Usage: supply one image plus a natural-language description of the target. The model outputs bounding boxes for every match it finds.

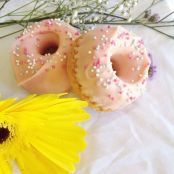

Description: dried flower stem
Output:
[0,0,173,40]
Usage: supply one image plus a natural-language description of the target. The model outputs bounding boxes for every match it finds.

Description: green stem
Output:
[0,0,10,11]
[0,29,23,39]
[158,11,174,22]
[0,0,36,19]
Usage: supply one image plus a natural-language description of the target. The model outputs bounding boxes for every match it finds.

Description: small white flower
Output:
[118,4,124,12]
[97,0,103,3]
[128,17,132,22]
[72,10,78,19]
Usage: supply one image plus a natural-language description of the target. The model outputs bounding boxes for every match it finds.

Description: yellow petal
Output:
[0,94,90,174]
[0,98,16,111]
[0,156,12,174]
[32,138,76,172]
[17,147,69,174]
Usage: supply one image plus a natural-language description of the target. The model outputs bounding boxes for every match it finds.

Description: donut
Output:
[12,19,80,94]
[68,26,151,111]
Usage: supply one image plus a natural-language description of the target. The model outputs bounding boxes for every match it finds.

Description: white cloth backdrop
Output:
[0,0,174,174]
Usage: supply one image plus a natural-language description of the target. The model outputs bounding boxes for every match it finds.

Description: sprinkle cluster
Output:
[80,26,149,102]
[13,19,77,77]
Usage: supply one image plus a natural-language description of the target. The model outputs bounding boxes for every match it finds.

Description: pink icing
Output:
[74,26,150,111]
[12,19,79,94]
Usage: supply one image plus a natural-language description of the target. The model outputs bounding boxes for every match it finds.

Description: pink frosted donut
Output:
[11,19,80,94]
[68,26,151,111]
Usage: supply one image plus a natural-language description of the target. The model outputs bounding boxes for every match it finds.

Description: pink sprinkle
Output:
[107,94,114,101]
[138,39,144,45]
[19,60,23,65]
[142,79,146,84]
[128,54,133,60]
[140,51,144,55]
[123,84,127,87]
[129,96,133,100]
[44,20,53,27]
[118,32,129,39]
[104,54,107,57]
[100,28,104,32]
[93,58,101,67]
[24,48,29,55]
[113,79,117,83]
[111,40,116,46]
[118,91,122,94]
[93,46,96,50]
[84,64,88,70]
[75,32,80,36]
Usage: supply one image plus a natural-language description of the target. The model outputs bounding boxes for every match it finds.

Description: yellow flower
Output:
[0,94,89,174]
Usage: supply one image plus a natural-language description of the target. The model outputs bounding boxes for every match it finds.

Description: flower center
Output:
[0,127,10,144]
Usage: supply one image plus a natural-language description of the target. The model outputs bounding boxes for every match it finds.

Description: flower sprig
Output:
[0,0,173,39]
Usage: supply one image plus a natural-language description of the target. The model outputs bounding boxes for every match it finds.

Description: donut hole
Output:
[37,32,59,56]
[111,49,148,84]
[39,42,58,55]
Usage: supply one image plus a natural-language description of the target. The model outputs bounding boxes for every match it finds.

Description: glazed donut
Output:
[12,19,80,94]
[68,26,150,111]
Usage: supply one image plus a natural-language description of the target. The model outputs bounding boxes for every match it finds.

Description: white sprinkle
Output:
[103,83,107,87]
[88,50,92,54]
[107,79,111,83]
[100,78,103,82]
[96,69,100,73]
[137,67,140,71]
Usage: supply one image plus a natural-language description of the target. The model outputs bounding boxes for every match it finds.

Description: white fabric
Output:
[0,0,174,174]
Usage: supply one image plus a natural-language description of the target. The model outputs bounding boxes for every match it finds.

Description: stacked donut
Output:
[12,19,150,111]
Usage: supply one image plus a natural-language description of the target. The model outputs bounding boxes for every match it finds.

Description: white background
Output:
[0,0,174,174]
